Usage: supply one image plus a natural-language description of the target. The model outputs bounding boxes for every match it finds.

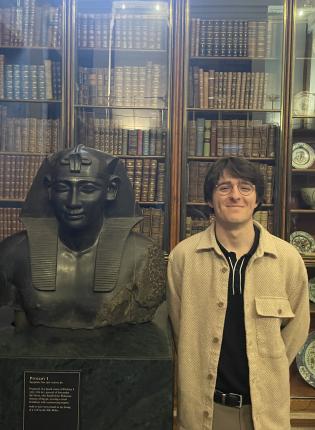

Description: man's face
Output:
[209,170,258,228]
[50,175,107,231]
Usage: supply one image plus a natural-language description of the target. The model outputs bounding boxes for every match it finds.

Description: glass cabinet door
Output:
[286,1,315,419]
[74,0,171,251]
[182,0,284,239]
[287,0,315,264]
[0,0,64,241]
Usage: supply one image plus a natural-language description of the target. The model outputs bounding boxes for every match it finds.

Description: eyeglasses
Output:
[215,181,255,196]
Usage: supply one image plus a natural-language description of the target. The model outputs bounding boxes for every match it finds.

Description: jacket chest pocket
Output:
[255,297,295,358]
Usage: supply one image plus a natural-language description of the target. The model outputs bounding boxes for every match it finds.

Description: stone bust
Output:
[0,145,165,329]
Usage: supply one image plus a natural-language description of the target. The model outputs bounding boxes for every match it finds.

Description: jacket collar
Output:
[195,220,279,259]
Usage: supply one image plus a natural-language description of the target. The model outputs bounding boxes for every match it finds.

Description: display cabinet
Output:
[286,0,315,424]
[181,0,284,239]
[0,0,172,251]
[73,0,171,251]
[0,0,64,241]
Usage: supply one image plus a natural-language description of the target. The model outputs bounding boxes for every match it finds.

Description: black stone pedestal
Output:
[0,305,173,430]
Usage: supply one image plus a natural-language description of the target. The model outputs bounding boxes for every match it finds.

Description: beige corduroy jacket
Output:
[167,221,309,430]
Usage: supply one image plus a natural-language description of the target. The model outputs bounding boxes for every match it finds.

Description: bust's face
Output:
[50,175,107,231]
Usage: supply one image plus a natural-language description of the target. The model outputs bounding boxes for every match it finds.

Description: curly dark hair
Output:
[204,157,265,207]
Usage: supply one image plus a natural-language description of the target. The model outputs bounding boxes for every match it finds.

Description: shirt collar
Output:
[216,225,260,259]
[195,220,279,259]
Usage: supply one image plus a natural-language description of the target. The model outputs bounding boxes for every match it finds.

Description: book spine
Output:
[133,159,143,201]
[203,120,211,157]
[156,161,165,202]
[196,118,205,156]
[141,158,150,202]
[148,158,158,202]
[188,161,198,202]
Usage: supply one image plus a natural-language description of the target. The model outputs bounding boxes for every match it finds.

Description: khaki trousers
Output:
[213,402,254,430]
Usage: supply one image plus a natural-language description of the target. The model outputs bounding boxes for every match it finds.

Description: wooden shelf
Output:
[78,48,167,53]
[187,108,280,112]
[187,201,273,208]
[292,169,315,174]
[0,99,62,104]
[137,201,165,205]
[117,155,165,159]
[0,199,24,203]
[75,104,167,110]
[303,257,315,267]
[290,363,315,425]
[188,156,275,162]
[290,209,315,214]
[0,152,47,156]
[190,56,279,61]
[0,45,61,51]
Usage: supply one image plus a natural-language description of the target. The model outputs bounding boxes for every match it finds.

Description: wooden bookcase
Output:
[0,0,173,252]
[71,0,172,251]
[180,0,284,239]
[169,0,315,425]
[284,0,315,425]
[0,0,64,242]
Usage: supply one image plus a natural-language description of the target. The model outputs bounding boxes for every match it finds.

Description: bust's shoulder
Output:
[126,231,164,259]
[0,231,28,254]
[0,231,29,275]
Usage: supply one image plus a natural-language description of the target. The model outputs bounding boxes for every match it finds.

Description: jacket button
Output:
[203,410,209,418]
[218,301,224,308]
[221,268,228,273]
[207,373,213,380]
[213,337,219,343]
[278,308,282,315]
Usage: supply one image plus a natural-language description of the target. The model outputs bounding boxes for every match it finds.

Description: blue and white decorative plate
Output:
[309,277,315,303]
[292,142,315,169]
[290,231,315,254]
[296,331,315,388]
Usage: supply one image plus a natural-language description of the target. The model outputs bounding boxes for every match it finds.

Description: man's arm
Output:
[167,252,182,347]
[281,256,310,365]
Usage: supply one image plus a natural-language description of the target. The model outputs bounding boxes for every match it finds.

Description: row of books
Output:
[133,207,164,247]
[0,206,165,246]
[78,63,167,108]
[0,56,61,101]
[190,67,278,110]
[190,18,281,58]
[187,119,278,158]
[0,107,60,153]
[0,153,165,203]
[185,214,214,237]
[0,208,273,244]
[120,158,165,203]
[0,154,44,200]
[187,161,274,204]
[77,13,166,50]
[79,120,167,156]
[187,161,212,203]
[253,210,274,233]
[0,3,61,48]
[0,207,23,242]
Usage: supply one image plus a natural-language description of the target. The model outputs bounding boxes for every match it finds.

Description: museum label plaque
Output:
[23,371,80,430]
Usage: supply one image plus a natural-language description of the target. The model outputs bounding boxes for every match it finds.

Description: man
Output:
[167,157,309,430]
[0,145,165,329]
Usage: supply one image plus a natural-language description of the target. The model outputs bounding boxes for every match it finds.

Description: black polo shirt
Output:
[215,226,260,399]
